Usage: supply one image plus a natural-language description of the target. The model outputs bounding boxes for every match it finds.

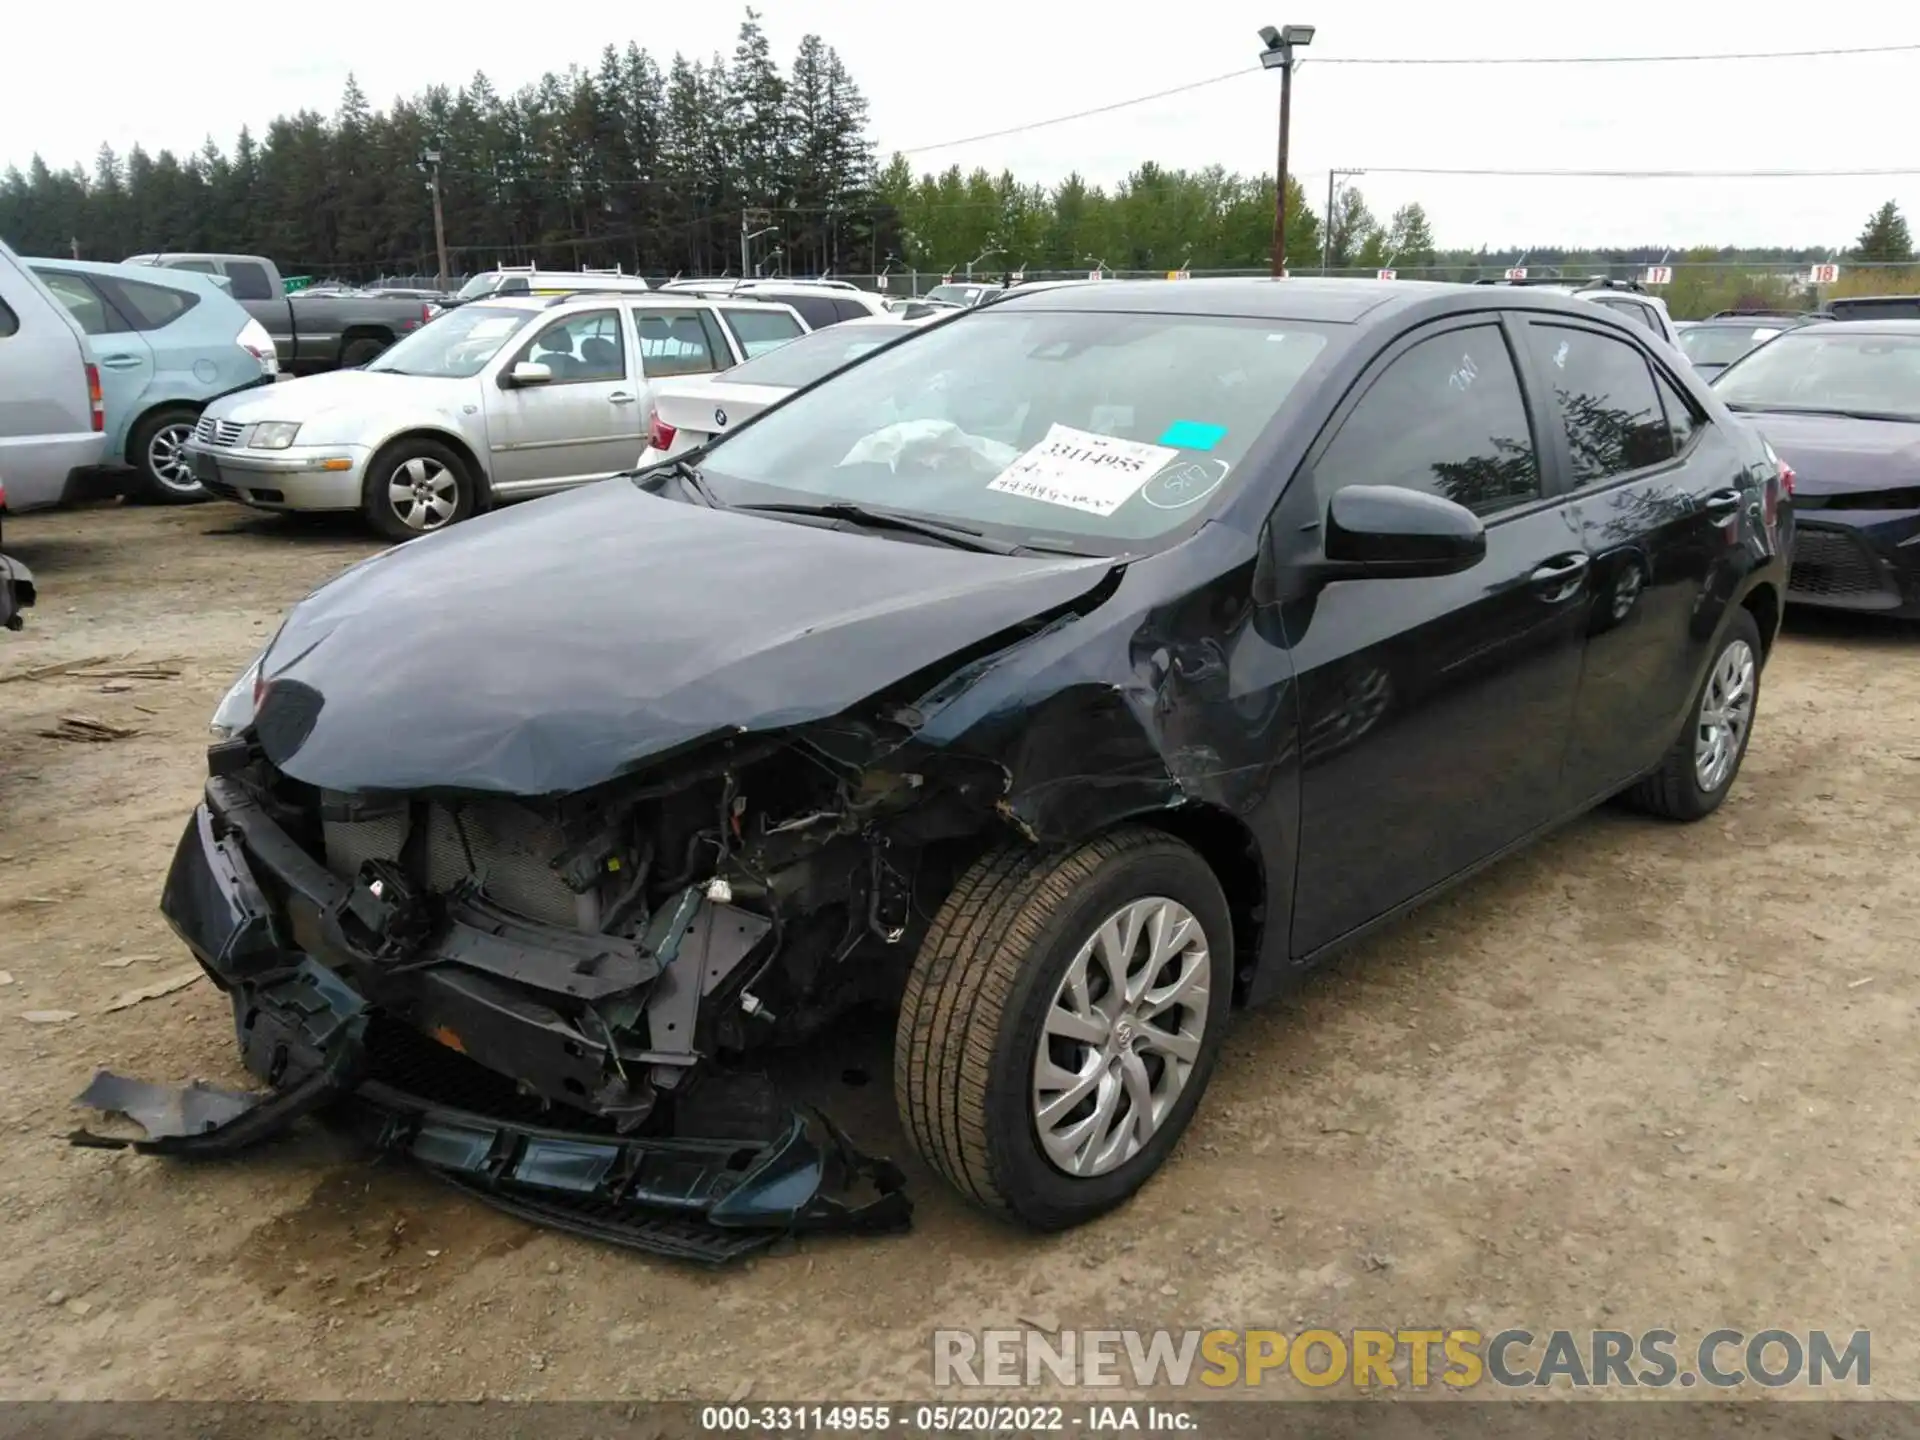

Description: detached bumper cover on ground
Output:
[70,781,911,1264]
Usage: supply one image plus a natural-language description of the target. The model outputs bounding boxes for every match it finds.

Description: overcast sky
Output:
[5,0,1915,249]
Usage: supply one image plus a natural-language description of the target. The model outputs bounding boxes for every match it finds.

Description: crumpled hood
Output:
[206,368,473,434]
[1743,410,1920,495]
[254,479,1114,796]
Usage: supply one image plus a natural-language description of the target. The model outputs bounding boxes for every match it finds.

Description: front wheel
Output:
[361,439,474,541]
[126,405,208,504]
[1624,608,1763,820]
[895,827,1233,1230]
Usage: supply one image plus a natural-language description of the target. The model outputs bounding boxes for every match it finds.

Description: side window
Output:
[164,258,219,275]
[37,272,123,335]
[1653,367,1699,453]
[1524,323,1674,486]
[224,261,275,301]
[514,309,625,383]
[832,298,871,323]
[721,306,805,358]
[97,276,199,331]
[1316,324,1541,518]
[498,276,531,296]
[786,294,843,330]
[0,296,16,338]
[633,308,722,377]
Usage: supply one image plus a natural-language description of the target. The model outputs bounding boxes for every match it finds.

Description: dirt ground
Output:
[0,498,1915,1403]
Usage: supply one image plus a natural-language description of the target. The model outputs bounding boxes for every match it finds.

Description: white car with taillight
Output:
[638,315,931,464]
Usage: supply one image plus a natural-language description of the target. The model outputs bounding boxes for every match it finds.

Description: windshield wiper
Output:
[735,500,1022,554]
[643,457,727,509]
[1727,403,1917,422]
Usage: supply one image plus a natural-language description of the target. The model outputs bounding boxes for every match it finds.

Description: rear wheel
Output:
[895,826,1233,1230]
[1624,608,1762,820]
[361,439,473,541]
[339,335,388,368]
[126,405,208,505]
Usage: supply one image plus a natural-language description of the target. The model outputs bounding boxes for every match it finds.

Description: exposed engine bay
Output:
[75,704,1017,1260]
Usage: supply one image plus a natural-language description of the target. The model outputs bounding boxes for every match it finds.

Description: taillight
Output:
[85,363,104,432]
[648,411,676,452]
[0,480,8,512]
[1779,460,1795,496]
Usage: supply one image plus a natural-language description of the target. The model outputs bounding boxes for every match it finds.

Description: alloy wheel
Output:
[1031,896,1213,1178]
[387,457,459,531]
[1694,638,1755,793]
[147,423,202,495]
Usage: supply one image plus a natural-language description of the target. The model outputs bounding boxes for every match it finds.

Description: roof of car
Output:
[476,292,800,314]
[984,276,1603,324]
[1781,317,1920,336]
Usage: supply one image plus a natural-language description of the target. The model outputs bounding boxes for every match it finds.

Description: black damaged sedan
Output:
[105,279,1790,1257]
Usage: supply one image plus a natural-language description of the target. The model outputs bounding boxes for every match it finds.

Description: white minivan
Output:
[0,239,109,511]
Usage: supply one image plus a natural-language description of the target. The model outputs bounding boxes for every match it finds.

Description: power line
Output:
[1350,164,1920,179]
[895,41,1920,156]
[1314,41,1920,65]
[898,69,1251,157]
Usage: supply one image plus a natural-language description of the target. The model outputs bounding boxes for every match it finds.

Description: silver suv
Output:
[0,238,109,512]
[183,291,809,539]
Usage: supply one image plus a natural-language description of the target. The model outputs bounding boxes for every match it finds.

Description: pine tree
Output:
[1385,202,1435,268]
[1853,201,1913,264]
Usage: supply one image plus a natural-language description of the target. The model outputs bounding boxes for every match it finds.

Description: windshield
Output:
[455,273,505,301]
[926,284,993,306]
[722,322,918,390]
[1714,331,1920,421]
[1680,324,1785,366]
[695,309,1334,549]
[364,304,530,378]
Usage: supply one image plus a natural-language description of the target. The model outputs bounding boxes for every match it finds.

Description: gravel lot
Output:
[1,498,1915,1402]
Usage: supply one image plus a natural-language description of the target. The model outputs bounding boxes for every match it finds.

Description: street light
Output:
[1259,23,1315,278]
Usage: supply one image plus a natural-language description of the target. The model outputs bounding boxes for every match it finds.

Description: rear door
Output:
[483,306,640,494]
[1516,316,1750,797]
[37,269,153,459]
[1284,313,1594,956]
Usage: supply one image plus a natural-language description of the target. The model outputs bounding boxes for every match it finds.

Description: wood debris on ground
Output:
[2,653,183,684]
[37,715,141,743]
[102,970,203,1013]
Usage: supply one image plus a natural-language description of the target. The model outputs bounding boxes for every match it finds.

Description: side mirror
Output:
[503,361,553,389]
[1322,484,1486,579]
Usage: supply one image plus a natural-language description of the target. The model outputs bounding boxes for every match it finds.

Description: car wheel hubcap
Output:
[1694,638,1755,793]
[1031,896,1212,1178]
[149,424,200,492]
[388,458,458,531]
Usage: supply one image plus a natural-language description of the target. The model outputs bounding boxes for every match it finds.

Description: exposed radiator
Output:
[321,799,594,930]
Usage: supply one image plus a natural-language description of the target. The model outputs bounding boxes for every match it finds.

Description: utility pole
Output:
[1259,24,1315,279]
[1322,168,1364,274]
[418,140,449,290]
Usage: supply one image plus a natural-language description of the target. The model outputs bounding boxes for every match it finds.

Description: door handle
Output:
[609,392,636,404]
[1530,552,1590,601]
[1703,488,1743,519]
[98,354,144,369]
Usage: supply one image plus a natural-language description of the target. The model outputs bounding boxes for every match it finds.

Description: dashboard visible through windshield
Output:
[692,309,1333,550]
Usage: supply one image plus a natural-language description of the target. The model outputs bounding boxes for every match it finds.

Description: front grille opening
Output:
[363,1014,627,1136]
[1789,528,1897,600]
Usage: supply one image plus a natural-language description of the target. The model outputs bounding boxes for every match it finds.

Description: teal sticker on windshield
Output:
[1158,420,1227,451]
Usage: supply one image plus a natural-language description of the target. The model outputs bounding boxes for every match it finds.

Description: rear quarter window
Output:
[97,276,201,330]
[0,296,17,338]
[224,261,275,301]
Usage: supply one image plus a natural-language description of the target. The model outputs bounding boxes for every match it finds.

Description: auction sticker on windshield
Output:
[986,424,1179,517]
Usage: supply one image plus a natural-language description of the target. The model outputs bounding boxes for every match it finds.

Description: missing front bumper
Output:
[72,787,912,1263]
